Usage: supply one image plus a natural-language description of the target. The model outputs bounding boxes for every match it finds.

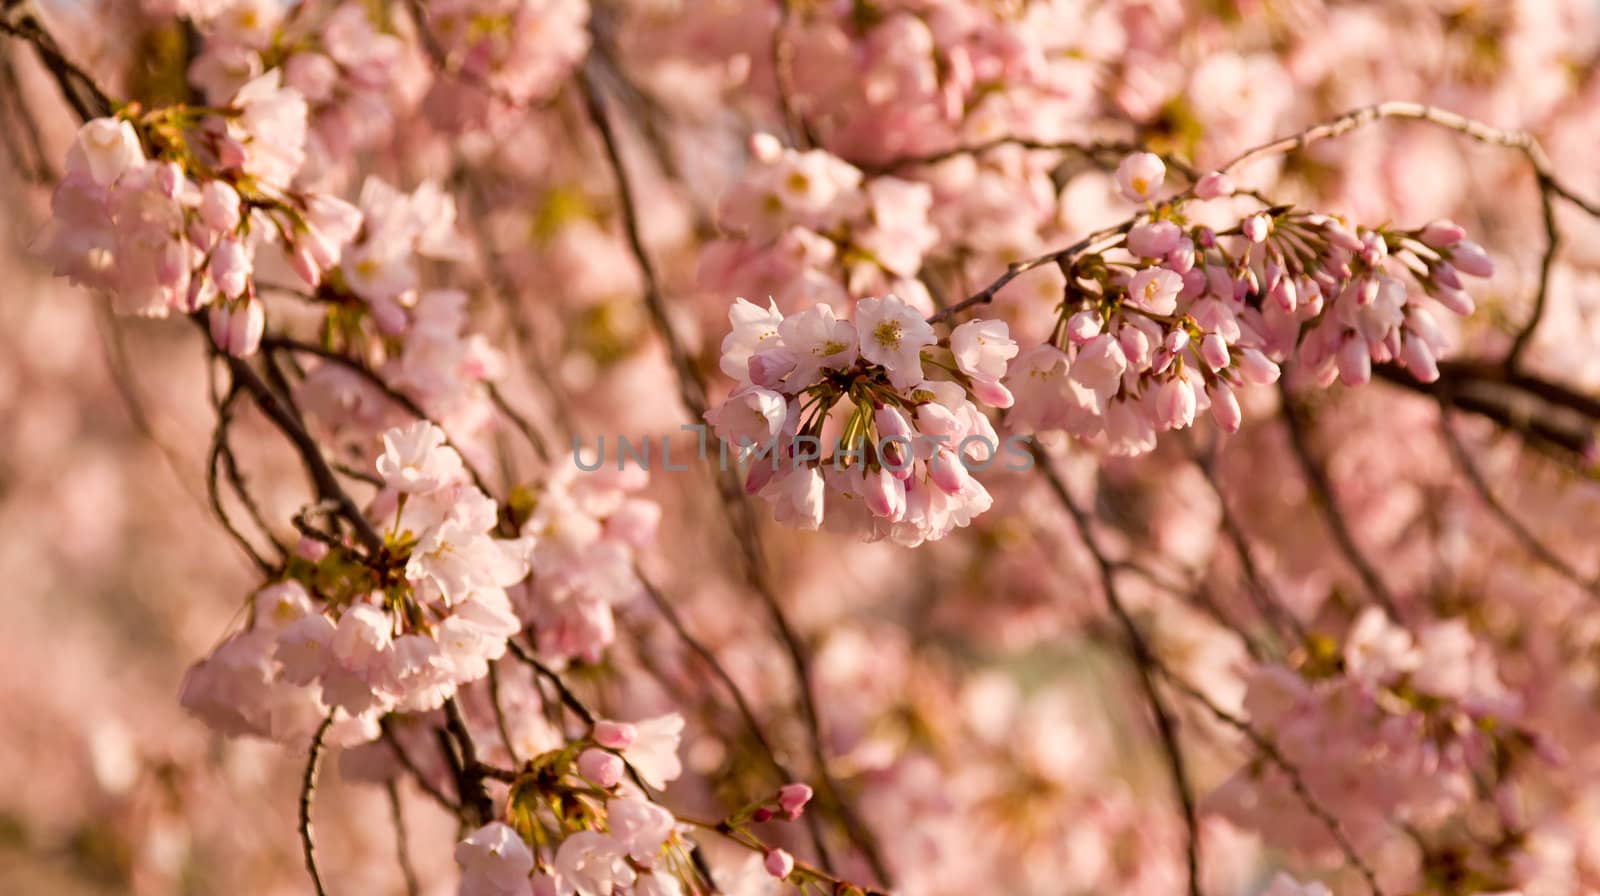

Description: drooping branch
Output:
[1278,383,1404,622]
[300,714,335,896]
[1030,446,1202,896]
[579,61,888,884]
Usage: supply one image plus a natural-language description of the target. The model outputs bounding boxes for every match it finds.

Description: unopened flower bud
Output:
[297,536,329,562]
[1337,335,1372,386]
[1419,219,1466,249]
[1199,333,1230,371]
[751,807,774,823]
[764,848,795,879]
[1208,380,1242,433]
[778,783,814,818]
[577,748,624,788]
[1237,348,1280,385]
[1449,240,1494,278]
[210,299,264,358]
[592,720,637,750]
[1242,214,1271,243]
[1066,310,1102,344]
[1194,171,1235,200]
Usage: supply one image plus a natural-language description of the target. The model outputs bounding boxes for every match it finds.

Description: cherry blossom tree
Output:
[2,1,1600,895]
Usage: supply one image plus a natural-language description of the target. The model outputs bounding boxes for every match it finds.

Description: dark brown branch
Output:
[1193,451,1309,647]
[1156,668,1385,896]
[506,639,595,726]
[385,781,421,896]
[443,696,496,826]
[1031,446,1202,896]
[262,335,496,499]
[381,722,460,815]
[1437,408,1597,597]
[300,714,334,896]
[0,11,113,122]
[580,64,880,882]
[1278,384,1404,622]
[1506,181,1560,371]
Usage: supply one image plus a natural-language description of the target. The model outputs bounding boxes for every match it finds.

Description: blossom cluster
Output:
[1211,608,1531,861]
[33,74,361,353]
[709,293,1018,544]
[701,134,940,312]
[513,464,659,664]
[421,0,591,131]
[180,421,530,743]
[1003,154,1493,455]
[186,2,421,184]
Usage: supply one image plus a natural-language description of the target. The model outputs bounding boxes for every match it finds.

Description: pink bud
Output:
[1156,376,1197,430]
[1199,333,1230,371]
[210,300,264,358]
[200,181,242,233]
[1357,277,1379,307]
[592,720,637,750]
[1118,323,1153,370]
[210,238,252,298]
[1271,273,1298,312]
[778,783,813,818]
[1162,329,1189,354]
[1242,214,1270,243]
[1167,239,1196,275]
[863,466,906,521]
[1127,220,1181,258]
[289,244,322,288]
[1449,240,1494,278]
[751,807,774,823]
[1336,335,1372,386]
[577,748,624,788]
[296,535,329,562]
[1237,348,1280,385]
[747,350,795,389]
[1431,286,1476,316]
[1194,171,1235,200]
[970,377,1013,408]
[1431,262,1462,291]
[1066,310,1102,344]
[1323,223,1365,254]
[927,451,970,495]
[1399,334,1439,383]
[1208,380,1241,433]
[764,848,795,879]
[1419,219,1466,249]
[154,161,184,198]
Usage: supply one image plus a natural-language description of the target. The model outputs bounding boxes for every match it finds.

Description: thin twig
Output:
[1157,668,1386,896]
[580,65,878,882]
[386,780,421,896]
[1437,407,1596,596]
[1506,181,1559,371]
[1278,384,1404,622]
[300,714,334,896]
[1031,446,1201,896]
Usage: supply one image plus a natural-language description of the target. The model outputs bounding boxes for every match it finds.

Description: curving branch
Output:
[579,62,887,884]
[300,714,334,896]
[1278,383,1404,622]
[1031,446,1202,896]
